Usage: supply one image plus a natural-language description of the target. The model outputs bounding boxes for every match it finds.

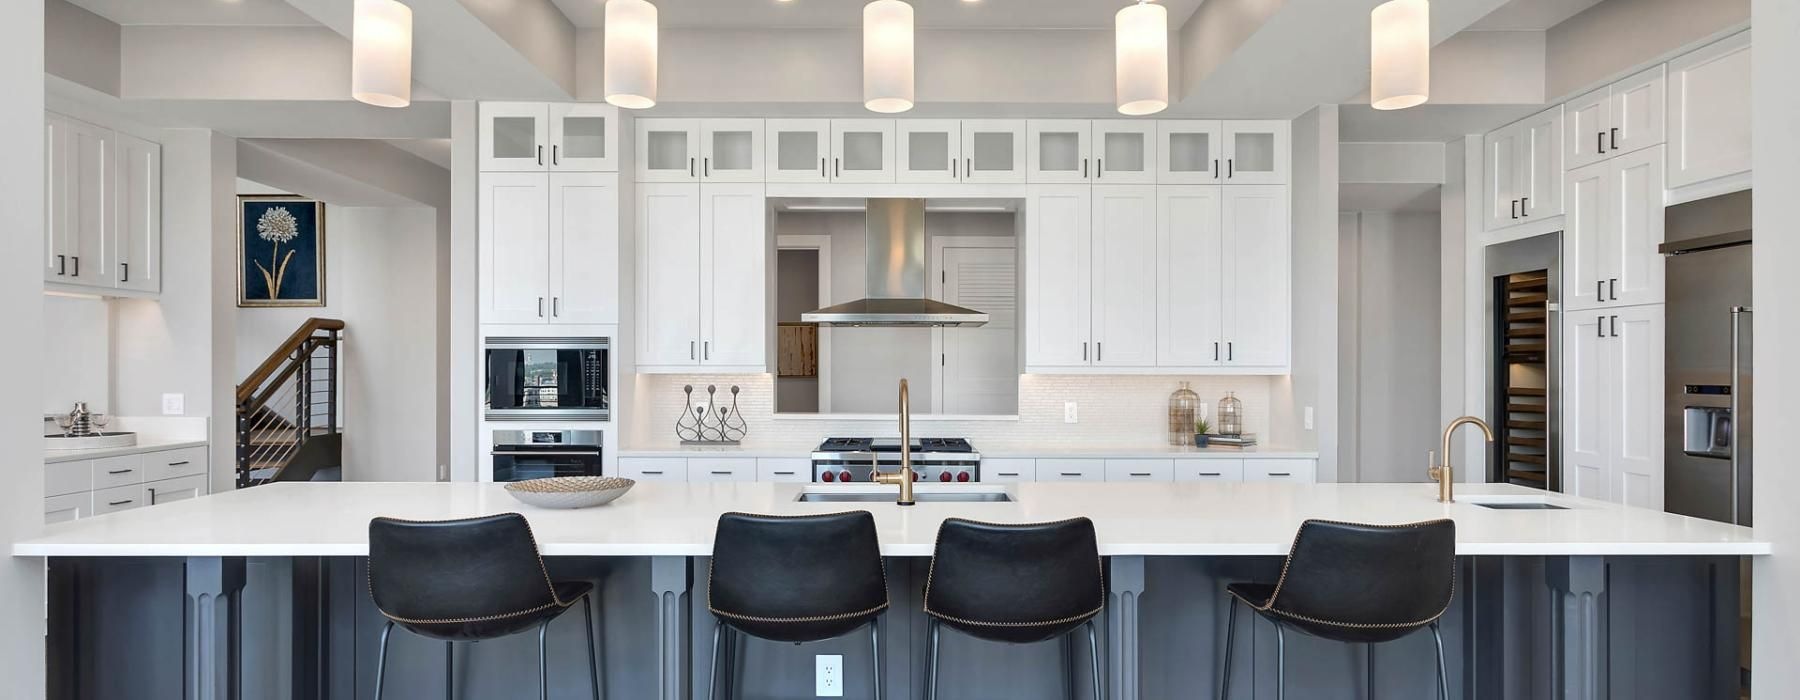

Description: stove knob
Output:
[957,472,971,483]
[821,471,836,482]
[912,471,923,482]
[840,471,854,483]
[939,472,952,482]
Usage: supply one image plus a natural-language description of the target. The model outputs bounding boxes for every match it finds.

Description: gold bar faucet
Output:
[873,379,916,506]
[1429,416,1495,503]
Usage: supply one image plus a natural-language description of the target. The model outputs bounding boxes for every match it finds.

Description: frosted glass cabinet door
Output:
[960,119,1026,183]
[701,119,764,182]
[479,102,549,172]
[830,120,896,183]
[896,119,961,184]
[636,118,701,183]
[1156,121,1222,184]
[1027,120,1093,184]
[1221,121,1289,185]
[1092,120,1156,184]
[764,119,831,183]
[549,103,618,172]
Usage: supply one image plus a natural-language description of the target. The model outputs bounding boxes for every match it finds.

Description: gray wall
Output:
[1342,212,1443,483]
[1547,0,1749,97]
[1276,105,1340,480]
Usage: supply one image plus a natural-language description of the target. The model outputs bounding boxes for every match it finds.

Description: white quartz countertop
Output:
[618,443,1319,460]
[44,437,209,464]
[11,482,1767,558]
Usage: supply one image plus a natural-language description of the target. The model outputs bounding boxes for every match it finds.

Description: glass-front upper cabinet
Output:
[701,119,764,183]
[1222,120,1290,184]
[1027,120,1093,184]
[549,103,617,172]
[636,118,702,182]
[765,119,831,183]
[830,120,896,184]
[960,119,1026,183]
[897,120,961,184]
[1092,120,1157,184]
[480,102,551,172]
[1156,121,1222,184]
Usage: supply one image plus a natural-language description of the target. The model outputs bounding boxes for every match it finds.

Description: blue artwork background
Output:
[240,199,322,303]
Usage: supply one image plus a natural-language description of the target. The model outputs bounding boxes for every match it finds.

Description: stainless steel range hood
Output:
[801,198,989,327]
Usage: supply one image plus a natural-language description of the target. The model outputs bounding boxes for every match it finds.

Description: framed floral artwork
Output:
[238,195,326,307]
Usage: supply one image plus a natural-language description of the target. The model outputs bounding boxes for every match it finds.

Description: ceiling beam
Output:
[281,0,575,100]
[239,138,450,209]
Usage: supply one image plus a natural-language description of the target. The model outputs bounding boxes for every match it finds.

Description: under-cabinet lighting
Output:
[1370,0,1430,110]
[606,0,659,109]
[351,0,412,108]
[864,0,915,114]
[1114,0,1168,116]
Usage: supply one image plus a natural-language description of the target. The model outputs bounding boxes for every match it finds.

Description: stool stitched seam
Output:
[706,511,890,627]
[1240,518,1456,630]
[368,513,573,627]
[922,517,1105,631]
[710,602,890,625]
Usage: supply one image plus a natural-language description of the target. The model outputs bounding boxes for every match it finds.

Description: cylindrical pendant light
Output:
[351,0,412,108]
[1115,0,1168,116]
[1370,0,1430,110]
[606,0,659,109]
[863,0,915,114]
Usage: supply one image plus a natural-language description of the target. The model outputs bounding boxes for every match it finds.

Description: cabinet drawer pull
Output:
[537,145,543,166]
[1128,472,1152,477]
[1198,472,1223,477]
[107,469,133,475]
[1597,315,1607,338]
[997,472,1020,477]
[1597,132,1606,154]
[1059,472,1082,477]
[1214,159,1220,179]
[166,461,190,467]
[1228,159,1234,178]
[1228,342,1234,361]
[538,297,545,317]
[1267,472,1292,477]
[553,145,559,165]
[1520,196,1529,214]
[1511,199,1519,220]
[1611,315,1619,338]
[772,471,797,476]
[710,470,732,475]
[820,157,826,178]
[1214,342,1220,361]
[72,256,80,277]
[121,262,129,282]
[57,255,67,276]
[640,470,664,475]
[704,157,710,177]
[1610,127,1619,151]
[835,158,841,178]
[1097,158,1103,178]
[1609,278,1617,301]
[107,499,134,506]
[1082,158,1088,179]
[552,297,559,317]
[1596,280,1604,303]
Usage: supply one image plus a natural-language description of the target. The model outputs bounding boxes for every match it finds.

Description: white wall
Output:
[1274,105,1339,479]
[45,0,118,95]
[1341,212,1442,482]
[1751,1,1800,696]
[1546,0,1749,98]
[44,295,110,415]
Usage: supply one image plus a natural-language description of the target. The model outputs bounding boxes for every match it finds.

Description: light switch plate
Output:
[161,393,185,416]
[815,654,844,697]
[1304,406,1315,430]
[1064,402,1078,424]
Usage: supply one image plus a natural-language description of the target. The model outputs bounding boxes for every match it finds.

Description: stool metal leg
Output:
[538,619,552,700]
[870,618,883,700]
[374,620,394,700]
[1273,620,1286,700]
[1430,621,1449,700]
[582,594,602,700]
[926,618,942,700]
[1062,632,1076,700]
[708,622,724,700]
[1085,620,1103,700]
[445,640,454,700]
[1218,596,1237,700]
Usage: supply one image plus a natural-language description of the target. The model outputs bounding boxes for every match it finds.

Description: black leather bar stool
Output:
[923,517,1105,700]
[707,511,889,700]
[367,513,600,700]
[1218,519,1456,700]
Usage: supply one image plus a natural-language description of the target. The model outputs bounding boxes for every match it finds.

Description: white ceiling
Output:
[1341,183,1441,214]
[1339,104,1541,142]
[1467,0,1606,31]
[66,0,319,26]
[551,0,1207,30]
[384,139,454,169]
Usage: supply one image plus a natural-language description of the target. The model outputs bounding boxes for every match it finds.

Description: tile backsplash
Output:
[628,374,1273,449]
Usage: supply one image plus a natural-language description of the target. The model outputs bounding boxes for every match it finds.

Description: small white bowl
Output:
[504,477,636,509]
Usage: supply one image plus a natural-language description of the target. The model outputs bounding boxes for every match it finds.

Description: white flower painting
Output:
[239,196,326,307]
[255,206,300,299]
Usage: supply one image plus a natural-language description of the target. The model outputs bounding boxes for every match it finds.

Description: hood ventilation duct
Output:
[800,198,990,327]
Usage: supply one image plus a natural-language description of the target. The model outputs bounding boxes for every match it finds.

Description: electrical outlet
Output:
[815,654,844,697]
[1063,401,1078,424]
[161,393,185,416]
[1304,406,1315,431]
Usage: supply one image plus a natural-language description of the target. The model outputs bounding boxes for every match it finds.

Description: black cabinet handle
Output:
[835,158,841,177]
[1609,278,1618,301]
[1213,342,1220,361]
[1521,196,1529,215]
[537,145,543,165]
[1228,159,1235,178]
[819,157,826,178]
[704,157,710,177]
[641,470,664,476]
[704,341,710,360]
[1214,159,1220,179]
[537,297,544,317]
[1610,127,1619,151]
[689,157,695,177]
[1129,472,1152,477]
[107,469,132,475]
[1083,342,1088,361]
[1267,472,1292,478]
[1097,158,1104,178]
[1597,315,1606,338]
[710,470,732,476]
[1199,472,1222,477]
[107,500,133,507]
[690,341,696,360]
[57,255,66,276]
[1611,315,1620,338]
[167,461,190,467]
[965,157,971,178]
[1511,199,1519,219]
[552,297,560,317]
[1596,280,1604,302]
[1097,342,1102,362]
[1596,132,1605,154]
[553,145,559,165]
[1059,472,1082,478]
[1228,342,1234,361]
[121,262,129,282]
[1082,158,1088,179]
[71,256,79,277]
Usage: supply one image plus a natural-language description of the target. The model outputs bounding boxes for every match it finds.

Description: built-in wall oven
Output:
[484,337,610,421]
[491,430,604,482]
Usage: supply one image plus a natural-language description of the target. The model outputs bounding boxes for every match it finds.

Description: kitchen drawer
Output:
[143,446,207,482]
[1037,459,1104,482]
[146,474,208,505]
[757,458,811,483]
[983,458,1036,483]
[91,454,146,490]
[1105,459,1175,482]
[620,457,688,482]
[1176,459,1245,482]
[45,460,93,497]
[93,483,148,515]
[689,457,756,482]
[44,492,93,524]
[1245,459,1316,483]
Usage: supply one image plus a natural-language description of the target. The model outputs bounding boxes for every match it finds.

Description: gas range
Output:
[810,437,981,483]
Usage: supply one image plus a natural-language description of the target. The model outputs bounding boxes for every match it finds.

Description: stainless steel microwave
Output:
[484,337,610,421]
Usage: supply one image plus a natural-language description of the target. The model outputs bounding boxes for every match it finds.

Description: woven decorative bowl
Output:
[503,476,636,509]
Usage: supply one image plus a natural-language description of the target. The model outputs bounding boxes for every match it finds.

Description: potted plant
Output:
[1194,418,1212,448]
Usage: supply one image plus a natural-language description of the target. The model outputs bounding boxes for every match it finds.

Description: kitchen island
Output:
[17,481,1765,699]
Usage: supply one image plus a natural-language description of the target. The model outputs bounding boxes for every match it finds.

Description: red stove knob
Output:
[939,472,952,482]
[840,471,854,483]
[912,471,923,481]
[957,472,971,483]
[821,471,836,482]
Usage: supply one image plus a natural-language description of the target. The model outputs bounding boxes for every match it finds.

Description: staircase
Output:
[236,318,345,488]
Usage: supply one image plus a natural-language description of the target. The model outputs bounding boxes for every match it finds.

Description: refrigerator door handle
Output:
[1730,306,1751,525]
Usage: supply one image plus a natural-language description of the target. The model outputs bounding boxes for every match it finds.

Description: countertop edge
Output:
[44,439,210,464]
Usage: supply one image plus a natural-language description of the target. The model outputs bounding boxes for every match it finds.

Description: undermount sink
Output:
[1462,495,1569,510]
[796,487,1013,503]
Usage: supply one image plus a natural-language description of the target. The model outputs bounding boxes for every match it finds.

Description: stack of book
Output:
[1208,433,1259,448]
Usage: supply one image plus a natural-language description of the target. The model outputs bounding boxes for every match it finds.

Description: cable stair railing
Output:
[236,318,344,488]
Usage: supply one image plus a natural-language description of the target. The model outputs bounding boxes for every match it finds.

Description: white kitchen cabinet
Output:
[830,120,897,184]
[1221,121,1289,185]
[1220,186,1291,369]
[756,458,811,483]
[44,113,110,288]
[1666,30,1751,191]
[92,454,143,491]
[635,183,704,367]
[1564,147,1664,311]
[1093,121,1157,184]
[479,173,620,325]
[1175,459,1245,482]
[1483,106,1563,231]
[481,102,618,173]
[638,118,764,183]
[46,461,92,498]
[688,457,756,482]
[142,446,207,483]
[549,103,619,172]
[1037,459,1105,482]
[146,474,208,506]
[1482,125,1523,231]
[43,445,211,524]
[1090,186,1159,366]
[636,183,767,372]
[1104,459,1174,482]
[636,118,702,182]
[701,119,766,182]
[1562,306,1664,508]
[1157,186,1225,367]
[983,458,1036,483]
[44,492,93,524]
[1025,186,1094,367]
[619,457,689,482]
[113,133,161,293]
[1565,67,1666,170]
[1027,120,1094,184]
[765,119,832,183]
[93,482,146,515]
[959,120,1027,183]
[897,119,962,184]
[1244,459,1316,483]
[1156,121,1223,184]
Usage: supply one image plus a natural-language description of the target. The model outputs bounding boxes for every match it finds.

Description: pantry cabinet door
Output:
[1608,65,1667,157]
[1564,87,1611,171]
[113,133,162,293]
[479,173,552,324]
[1666,31,1751,189]
[1562,312,1611,501]
[1220,186,1290,369]
[1607,146,1665,308]
[1562,160,1610,311]
[1610,305,1664,510]
[1157,186,1224,368]
[700,184,768,369]
[636,183,703,368]
[1025,186,1093,368]
[1090,186,1158,366]
[548,173,620,324]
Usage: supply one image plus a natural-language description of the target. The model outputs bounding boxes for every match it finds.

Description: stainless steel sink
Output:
[1471,502,1568,510]
[796,491,1012,503]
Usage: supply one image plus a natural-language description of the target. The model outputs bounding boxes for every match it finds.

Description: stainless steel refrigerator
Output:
[1662,191,1753,526]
